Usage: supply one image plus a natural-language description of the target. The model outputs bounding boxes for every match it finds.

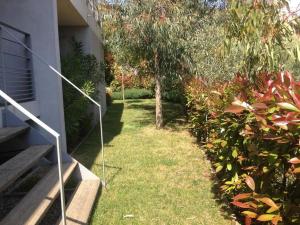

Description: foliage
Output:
[104,0,193,71]
[102,0,300,222]
[224,72,300,224]
[232,177,282,225]
[62,39,104,148]
[190,11,241,83]
[102,0,214,127]
[285,36,300,77]
[103,1,243,108]
[106,87,113,106]
[185,74,247,141]
[225,0,300,81]
[104,46,115,86]
[186,71,300,224]
[109,64,155,92]
[112,88,154,100]
[162,85,185,103]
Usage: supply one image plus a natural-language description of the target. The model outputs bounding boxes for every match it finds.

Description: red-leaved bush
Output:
[185,71,300,224]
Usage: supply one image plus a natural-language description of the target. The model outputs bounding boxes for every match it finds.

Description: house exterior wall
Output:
[0,0,67,152]
[68,0,102,40]
[0,0,106,152]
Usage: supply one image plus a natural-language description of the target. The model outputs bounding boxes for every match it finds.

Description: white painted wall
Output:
[0,0,106,153]
[0,0,67,152]
[69,0,102,39]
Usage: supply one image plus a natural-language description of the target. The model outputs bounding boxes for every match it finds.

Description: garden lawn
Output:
[73,99,232,225]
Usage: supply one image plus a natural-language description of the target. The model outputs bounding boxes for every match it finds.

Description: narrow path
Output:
[73,99,231,225]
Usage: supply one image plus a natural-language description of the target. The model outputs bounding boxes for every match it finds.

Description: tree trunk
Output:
[155,73,163,129]
[154,51,163,129]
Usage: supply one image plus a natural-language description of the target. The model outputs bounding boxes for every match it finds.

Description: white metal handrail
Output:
[2,23,105,182]
[2,24,106,225]
[0,89,67,225]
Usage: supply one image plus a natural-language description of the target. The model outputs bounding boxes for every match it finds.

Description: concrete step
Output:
[0,145,52,192]
[57,180,100,225]
[0,162,78,225]
[0,126,28,144]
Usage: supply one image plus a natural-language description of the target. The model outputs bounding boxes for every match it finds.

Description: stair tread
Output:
[0,145,53,192]
[0,126,28,144]
[57,180,100,225]
[0,162,78,225]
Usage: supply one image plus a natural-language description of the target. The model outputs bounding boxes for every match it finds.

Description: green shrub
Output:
[222,72,300,225]
[186,72,300,225]
[225,0,298,80]
[112,88,154,100]
[162,89,185,103]
[106,88,113,106]
[162,77,186,104]
[62,39,104,149]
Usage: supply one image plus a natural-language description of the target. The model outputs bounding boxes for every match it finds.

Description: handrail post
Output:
[56,135,67,225]
[99,105,105,187]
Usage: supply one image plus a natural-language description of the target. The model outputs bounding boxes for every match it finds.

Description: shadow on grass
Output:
[73,103,124,171]
[76,103,125,220]
[123,99,145,103]
[103,103,125,145]
[210,174,236,222]
[195,143,236,222]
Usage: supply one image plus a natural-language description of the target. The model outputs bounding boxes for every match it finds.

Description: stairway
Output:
[0,126,100,225]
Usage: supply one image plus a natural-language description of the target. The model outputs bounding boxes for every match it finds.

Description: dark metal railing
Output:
[0,23,35,105]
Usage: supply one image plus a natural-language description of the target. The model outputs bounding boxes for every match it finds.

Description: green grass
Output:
[73,99,232,225]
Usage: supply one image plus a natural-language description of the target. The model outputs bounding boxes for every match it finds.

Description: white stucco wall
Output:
[0,0,67,152]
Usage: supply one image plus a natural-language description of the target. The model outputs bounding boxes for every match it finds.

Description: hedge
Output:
[112,88,154,100]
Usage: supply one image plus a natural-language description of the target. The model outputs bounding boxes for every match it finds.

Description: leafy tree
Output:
[225,0,300,81]
[189,11,241,83]
[104,0,196,128]
[101,0,247,127]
